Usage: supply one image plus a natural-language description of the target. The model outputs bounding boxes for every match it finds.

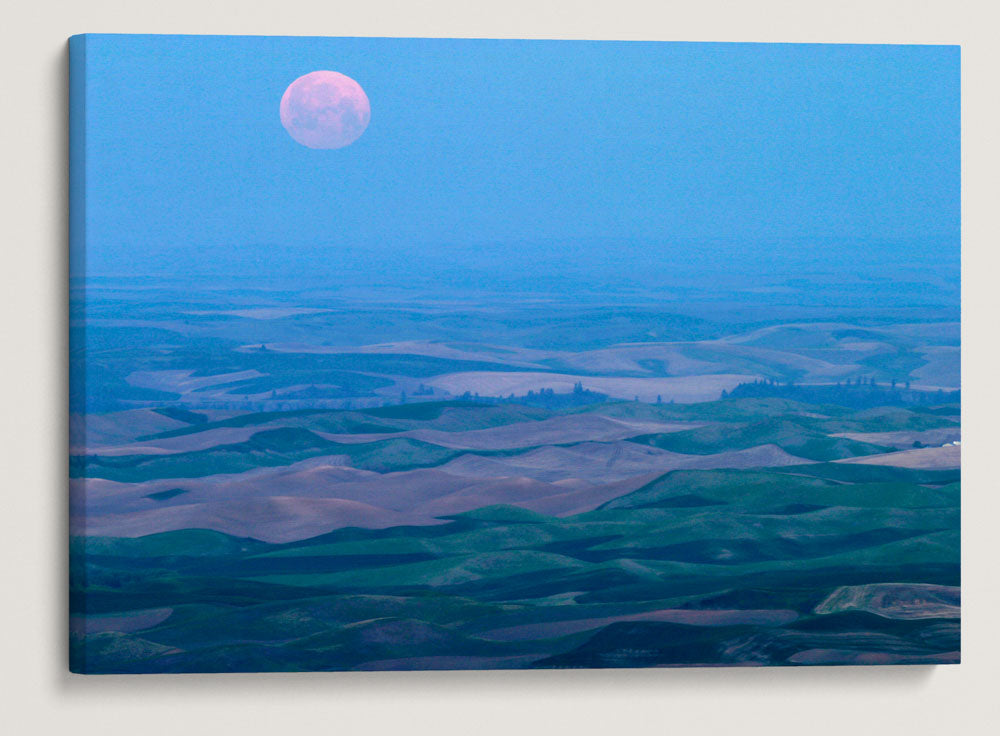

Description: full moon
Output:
[280,71,371,149]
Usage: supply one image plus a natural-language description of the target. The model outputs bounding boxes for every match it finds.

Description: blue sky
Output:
[74,35,959,280]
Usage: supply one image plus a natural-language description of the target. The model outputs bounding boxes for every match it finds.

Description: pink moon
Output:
[279,71,371,149]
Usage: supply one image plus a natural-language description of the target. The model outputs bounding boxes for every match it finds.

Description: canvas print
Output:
[69,35,960,673]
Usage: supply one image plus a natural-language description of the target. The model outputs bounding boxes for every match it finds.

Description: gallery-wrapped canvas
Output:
[69,34,960,673]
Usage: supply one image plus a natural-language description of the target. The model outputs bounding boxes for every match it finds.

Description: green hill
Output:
[629,417,892,461]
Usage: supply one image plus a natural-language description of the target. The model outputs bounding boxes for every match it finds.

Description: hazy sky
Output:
[74,35,959,279]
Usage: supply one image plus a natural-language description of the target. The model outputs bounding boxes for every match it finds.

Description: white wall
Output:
[1,1,997,734]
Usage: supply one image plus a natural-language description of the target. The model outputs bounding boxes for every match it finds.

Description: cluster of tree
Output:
[146,397,382,412]
[456,384,609,410]
[726,377,959,409]
[139,382,610,414]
